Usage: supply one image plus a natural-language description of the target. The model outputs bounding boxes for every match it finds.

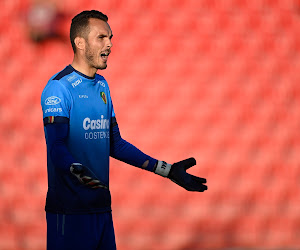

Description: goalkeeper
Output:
[41,10,207,250]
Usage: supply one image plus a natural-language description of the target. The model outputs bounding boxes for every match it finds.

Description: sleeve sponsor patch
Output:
[45,96,61,105]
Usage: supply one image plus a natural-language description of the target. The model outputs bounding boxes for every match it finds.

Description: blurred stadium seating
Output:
[1,0,300,249]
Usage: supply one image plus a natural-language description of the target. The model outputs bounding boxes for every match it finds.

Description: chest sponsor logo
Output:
[83,116,110,140]
[83,116,109,130]
[45,96,61,105]
[100,92,107,104]
[72,78,82,88]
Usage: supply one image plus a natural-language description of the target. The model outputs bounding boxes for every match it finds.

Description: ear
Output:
[74,37,85,51]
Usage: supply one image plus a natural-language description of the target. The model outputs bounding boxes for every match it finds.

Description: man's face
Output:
[84,18,113,70]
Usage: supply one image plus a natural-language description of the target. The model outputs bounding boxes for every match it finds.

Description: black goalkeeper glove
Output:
[154,158,207,192]
[70,163,108,189]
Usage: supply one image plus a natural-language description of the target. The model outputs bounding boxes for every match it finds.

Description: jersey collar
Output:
[68,65,95,80]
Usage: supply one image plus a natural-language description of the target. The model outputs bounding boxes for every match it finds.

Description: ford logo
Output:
[45,96,61,105]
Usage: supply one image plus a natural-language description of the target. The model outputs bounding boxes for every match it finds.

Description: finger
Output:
[189,182,207,192]
[191,176,208,191]
[191,175,206,183]
[92,184,108,189]
[176,157,196,170]
[186,182,207,192]
[86,179,100,186]
[198,184,208,192]
[81,175,92,184]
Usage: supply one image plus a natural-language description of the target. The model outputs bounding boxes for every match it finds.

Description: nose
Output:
[107,38,113,49]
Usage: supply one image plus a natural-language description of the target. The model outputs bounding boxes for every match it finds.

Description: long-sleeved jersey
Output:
[41,65,115,213]
[41,65,157,214]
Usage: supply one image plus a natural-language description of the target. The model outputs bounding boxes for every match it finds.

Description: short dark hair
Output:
[70,10,108,53]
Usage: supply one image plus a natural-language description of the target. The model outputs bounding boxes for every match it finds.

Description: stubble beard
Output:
[85,43,107,70]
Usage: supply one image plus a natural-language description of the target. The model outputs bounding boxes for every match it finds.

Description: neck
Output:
[71,54,97,78]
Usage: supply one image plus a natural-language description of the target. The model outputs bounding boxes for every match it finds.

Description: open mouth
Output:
[100,51,110,62]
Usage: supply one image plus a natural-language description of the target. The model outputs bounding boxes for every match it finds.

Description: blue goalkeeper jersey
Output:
[41,65,115,214]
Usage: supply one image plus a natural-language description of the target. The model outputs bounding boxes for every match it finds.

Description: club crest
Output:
[100,92,107,104]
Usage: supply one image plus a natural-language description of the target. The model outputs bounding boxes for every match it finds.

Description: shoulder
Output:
[41,69,75,104]
[95,74,109,87]
[52,65,75,81]
[43,66,76,94]
[47,65,78,89]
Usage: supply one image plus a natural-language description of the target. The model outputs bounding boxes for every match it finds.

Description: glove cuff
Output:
[154,160,172,177]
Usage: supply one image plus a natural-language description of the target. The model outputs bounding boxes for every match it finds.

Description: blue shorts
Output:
[46,212,116,250]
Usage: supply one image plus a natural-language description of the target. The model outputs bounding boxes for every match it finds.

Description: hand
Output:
[70,163,108,189]
[168,158,207,192]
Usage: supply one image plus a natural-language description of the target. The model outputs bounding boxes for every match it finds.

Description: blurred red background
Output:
[1,0,300,249]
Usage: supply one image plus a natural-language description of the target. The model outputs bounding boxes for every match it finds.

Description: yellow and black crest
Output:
[100,92,107,104]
